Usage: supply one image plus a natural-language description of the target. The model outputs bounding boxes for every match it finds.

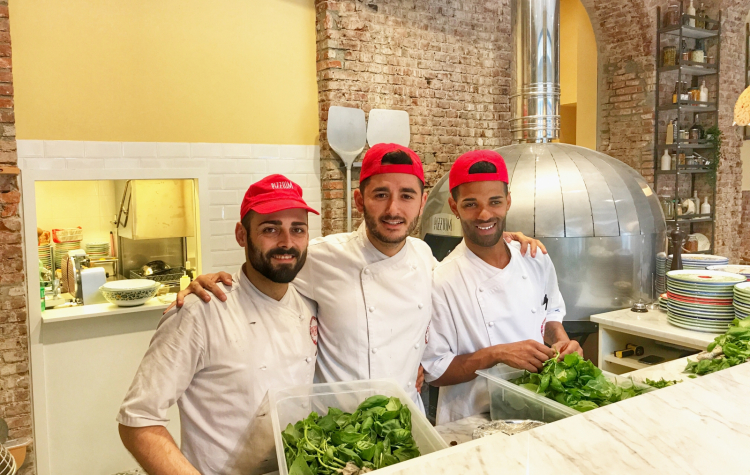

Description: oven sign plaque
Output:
[430,213,461,237]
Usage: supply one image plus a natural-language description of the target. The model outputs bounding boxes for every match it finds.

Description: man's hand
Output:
[416,365,425,394]
[552,339,584,361]
[503,231,547,258]
[496,339,556,372]
[163,272,233,314]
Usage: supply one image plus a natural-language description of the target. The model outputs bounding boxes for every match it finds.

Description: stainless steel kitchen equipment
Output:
[60,250,107,305]
[118,237,186,290]
[327,106,367,232]
[420,0,667,335]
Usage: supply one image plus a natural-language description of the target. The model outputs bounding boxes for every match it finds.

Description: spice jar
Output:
[682,51,690,61]
[664,2,680,27]
[663,46,677,66]
[684,235,699,253]
[691,48,705,63]
[689,87,700,101]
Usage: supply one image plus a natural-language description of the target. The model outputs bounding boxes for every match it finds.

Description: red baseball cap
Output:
[240,174,319,219]
[449,150,509,191]
[360,143,424,184]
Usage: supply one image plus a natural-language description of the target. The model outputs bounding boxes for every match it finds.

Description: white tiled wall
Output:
[19,140,322,274]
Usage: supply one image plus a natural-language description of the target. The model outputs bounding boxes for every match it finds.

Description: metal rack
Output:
[654,5,720,254]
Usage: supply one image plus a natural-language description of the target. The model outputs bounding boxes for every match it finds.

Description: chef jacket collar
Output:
[356,222,410,268]
[462,239,514,276]
[237,264,293,307]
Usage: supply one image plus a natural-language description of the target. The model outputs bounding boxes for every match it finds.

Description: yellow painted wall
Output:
[560,0,597,150]
[10,0,319,145]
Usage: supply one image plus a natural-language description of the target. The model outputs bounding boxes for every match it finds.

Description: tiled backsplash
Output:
[19,140,322,274]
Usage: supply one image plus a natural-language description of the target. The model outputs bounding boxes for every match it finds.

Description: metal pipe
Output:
[511,0,560,143]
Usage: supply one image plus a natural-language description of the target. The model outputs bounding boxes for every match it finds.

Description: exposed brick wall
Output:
[742,191,750,262]
[315,0,512,233]
[0,1,32,473]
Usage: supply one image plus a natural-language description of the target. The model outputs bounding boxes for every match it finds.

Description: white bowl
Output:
[100,279,159,307]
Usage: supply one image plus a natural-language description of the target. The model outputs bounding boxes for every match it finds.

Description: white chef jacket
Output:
[421,240,565,425]
[117,269,317,475]
[293,222,435,407]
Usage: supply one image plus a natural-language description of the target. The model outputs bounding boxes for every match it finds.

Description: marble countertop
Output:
[591,308,719,349]
[434,413,493,446]
[375,361,750,474]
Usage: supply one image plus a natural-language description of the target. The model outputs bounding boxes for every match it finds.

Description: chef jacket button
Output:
[479,288,484,292]
[408,382,413,387]
[414,343,419,349]
[372,348,378,354]
[418,303,424,309]
[306,357,312,363]
[368,306,375,313]
[364,268,370,275]
[488,321,494,327]
[522,275,528,279]
[531,308,537,314]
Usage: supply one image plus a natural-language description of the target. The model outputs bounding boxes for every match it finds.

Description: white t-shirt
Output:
[421,241,565,424]
[293,223,436,407]
[117,269,318,475]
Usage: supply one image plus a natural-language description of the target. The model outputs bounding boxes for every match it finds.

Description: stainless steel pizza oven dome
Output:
[420,0,667,329]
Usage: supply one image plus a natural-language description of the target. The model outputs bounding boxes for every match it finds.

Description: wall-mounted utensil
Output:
[328,106,367,232]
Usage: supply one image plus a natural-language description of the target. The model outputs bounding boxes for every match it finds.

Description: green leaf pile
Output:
[644,378,681,388]
[281,395,420,474]
[685,318,750,376]
[511,353,647,412]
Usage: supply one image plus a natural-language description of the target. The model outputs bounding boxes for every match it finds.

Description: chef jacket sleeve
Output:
[421,284,458,382]
[117,302,206,427]
[543,256,566,323]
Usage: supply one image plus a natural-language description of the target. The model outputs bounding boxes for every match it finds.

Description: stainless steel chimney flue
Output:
[511,0,560,143]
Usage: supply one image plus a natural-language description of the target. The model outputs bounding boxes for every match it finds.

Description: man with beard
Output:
[172,144,544,409]
[117,175,319,475]
[421,150,582,424]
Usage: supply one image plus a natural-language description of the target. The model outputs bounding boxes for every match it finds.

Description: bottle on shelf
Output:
[692,190,700,213]
[695,2,706,28]
[686,0,696,27]
[699,80,708,104]
[672,82,679,103]
[673,118,679,142]
[700,196,711,215]
[666,121,674,144]
[661,150,672,170]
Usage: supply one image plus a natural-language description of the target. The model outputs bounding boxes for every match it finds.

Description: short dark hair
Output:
[451,161,509,200]
[241,210,254,235]
[359,150,425,193]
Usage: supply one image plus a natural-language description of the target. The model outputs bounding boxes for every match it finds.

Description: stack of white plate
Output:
[666,270,746,333]
[38,244,52,271]
[707,265,750,282]
[85,242,110,259]
[656,253,667,293]
[665,254,729,271]
[734,283,750,320]
[54,241,82,269]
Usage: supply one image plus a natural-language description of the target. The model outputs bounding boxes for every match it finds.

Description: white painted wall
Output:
[19,141,322,475]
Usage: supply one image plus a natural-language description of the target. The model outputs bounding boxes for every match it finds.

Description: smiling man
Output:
[173,144,546,409]
[117,175,319,475]
[421,150,582,424]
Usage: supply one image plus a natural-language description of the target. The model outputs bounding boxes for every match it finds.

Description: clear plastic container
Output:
[476,364,654,424]
[268,378,448,475]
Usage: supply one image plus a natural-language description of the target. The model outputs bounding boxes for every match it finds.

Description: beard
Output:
[246,238,307,284]
[461,217,505,248]
[362,204,420,245]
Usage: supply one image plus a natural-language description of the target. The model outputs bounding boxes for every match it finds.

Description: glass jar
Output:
[682,51,690,61]
[661,196,674,219]
[684,235,698,253]
[689,87,700,101]
[691,48,705,63]
[663,46,677,66]
[664,4,680,26]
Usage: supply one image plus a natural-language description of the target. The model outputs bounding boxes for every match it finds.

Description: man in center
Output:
[421,150,582,425]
